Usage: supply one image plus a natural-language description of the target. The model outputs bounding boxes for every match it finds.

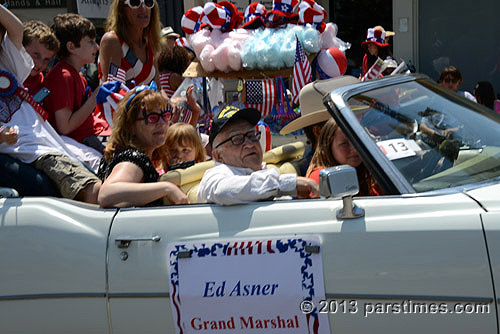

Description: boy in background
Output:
[22,20,59,94]
[43,14,104,153]
[0,5,101,202]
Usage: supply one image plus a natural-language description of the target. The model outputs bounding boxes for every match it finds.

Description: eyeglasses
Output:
[137,109,171,125]
[124,0,154,9]
[215,130,261,148]
[443,78,458,84]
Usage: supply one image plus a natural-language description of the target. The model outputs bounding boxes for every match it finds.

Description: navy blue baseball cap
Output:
[209,105,261,145]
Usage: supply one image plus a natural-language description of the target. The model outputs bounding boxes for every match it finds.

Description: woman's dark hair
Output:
[157,45,193,74]
[474,81,496,109]
[365,45,393,73]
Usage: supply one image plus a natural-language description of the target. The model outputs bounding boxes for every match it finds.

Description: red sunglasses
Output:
[137,109,172,125]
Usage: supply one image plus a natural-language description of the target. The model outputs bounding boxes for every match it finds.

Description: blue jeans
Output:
[0,153,59,196]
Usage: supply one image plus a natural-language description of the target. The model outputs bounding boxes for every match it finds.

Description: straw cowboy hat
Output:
[280,76,359,134]
[374,25,395,37]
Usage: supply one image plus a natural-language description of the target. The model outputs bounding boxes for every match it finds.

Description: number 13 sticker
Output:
[377,138,419,160]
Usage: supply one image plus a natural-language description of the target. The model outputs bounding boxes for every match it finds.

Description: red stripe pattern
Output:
[245,79,277,116]
[292,36,312,105]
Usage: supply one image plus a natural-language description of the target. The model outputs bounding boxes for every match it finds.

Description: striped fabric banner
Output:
[245,79,277,116]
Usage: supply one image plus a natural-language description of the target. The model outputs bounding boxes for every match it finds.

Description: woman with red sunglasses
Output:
[98,0,161,87]
[97,85,188,207]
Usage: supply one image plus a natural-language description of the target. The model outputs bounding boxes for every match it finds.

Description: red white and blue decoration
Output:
[257,120,271,152]
[245,79,277,117]
[241,2,267,29]
[107,63,126,83]
[95,81,130,129]
[202,1,242,33]
[292,36,312,105]
[316,47,347,79]
[361,57,387,81]
[181,6,204,35]
[267,0,300,27]
[0,70,48,123]
[298,0,327,32]
[361,28,389,48]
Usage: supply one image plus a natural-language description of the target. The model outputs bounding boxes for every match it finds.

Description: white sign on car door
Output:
[168,236,329,334]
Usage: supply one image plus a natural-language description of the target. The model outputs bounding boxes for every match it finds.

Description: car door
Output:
[0,197,115,333]
[107,191,495,333]
[467,183,500,330]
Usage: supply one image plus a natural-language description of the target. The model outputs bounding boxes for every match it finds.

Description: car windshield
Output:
[347,79,500,192]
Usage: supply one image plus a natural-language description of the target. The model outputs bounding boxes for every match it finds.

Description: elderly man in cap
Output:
[197,105,319,205]
[280,77,359,175]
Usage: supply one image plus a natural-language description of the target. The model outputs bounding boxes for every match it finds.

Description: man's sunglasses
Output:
[137,109,171,125]
[124,0,154,9]
[443,78,458,84]
[215,130,261,148]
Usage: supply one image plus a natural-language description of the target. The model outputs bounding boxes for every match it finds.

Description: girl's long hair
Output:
[164,123,206,163]
[365,44,392,73]
[306,118,378,196]
[104,89,169,167]
[105,0,162,54]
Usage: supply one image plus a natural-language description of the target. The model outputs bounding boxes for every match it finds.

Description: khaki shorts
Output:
[33,153,101,199]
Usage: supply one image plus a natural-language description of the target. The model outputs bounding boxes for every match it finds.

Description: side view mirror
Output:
[319,165,365,219]
[0,187,19,198]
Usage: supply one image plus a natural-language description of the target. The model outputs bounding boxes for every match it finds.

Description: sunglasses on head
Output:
[137,109,172,125]
[443,78,458,84]
[124,0,154,9]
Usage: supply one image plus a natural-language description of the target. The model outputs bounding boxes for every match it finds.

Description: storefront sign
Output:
[76,0,110,19]
[168,236,329,334]
[5,0,65,9]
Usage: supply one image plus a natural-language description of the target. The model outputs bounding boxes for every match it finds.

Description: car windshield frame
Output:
[324,74,500,196]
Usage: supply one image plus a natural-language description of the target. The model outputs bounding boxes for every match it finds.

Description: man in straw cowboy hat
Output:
[280,76,359,176]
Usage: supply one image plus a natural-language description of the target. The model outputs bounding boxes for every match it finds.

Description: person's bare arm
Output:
[53,87,100,135]
[98,32,122,84]
[0,6,23,50]
[186,85,201,126]
[98,161,188,208]
[295,176,319,199]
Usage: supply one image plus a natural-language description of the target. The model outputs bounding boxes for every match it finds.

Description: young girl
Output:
[306,118,381,196]
[164,122,206,169]
[361,27,393,76]
[97,83,188,207]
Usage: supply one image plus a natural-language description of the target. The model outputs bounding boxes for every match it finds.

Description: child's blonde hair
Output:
[165,123,206,163]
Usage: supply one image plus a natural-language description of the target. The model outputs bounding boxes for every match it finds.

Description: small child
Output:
[164,123,206,169]
[22,20,59,94]
[43,14,104,153]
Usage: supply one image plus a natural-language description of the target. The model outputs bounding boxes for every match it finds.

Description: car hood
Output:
[465,182,500,212]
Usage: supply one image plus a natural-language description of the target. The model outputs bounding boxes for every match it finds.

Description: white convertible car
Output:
[1,74,500,334]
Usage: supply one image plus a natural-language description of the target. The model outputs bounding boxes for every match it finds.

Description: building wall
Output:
[393,0,500,94]
[392,0,417,71]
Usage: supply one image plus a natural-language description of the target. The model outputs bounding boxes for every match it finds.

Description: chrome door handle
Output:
[115,235,161,248]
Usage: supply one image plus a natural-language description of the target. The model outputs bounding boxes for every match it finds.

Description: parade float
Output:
[177,0,350,138]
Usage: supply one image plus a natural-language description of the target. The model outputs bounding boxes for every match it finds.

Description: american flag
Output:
[181,108,192,123]
[245,79,277,116]
[291,36,312,105]
[107,63,126,83]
